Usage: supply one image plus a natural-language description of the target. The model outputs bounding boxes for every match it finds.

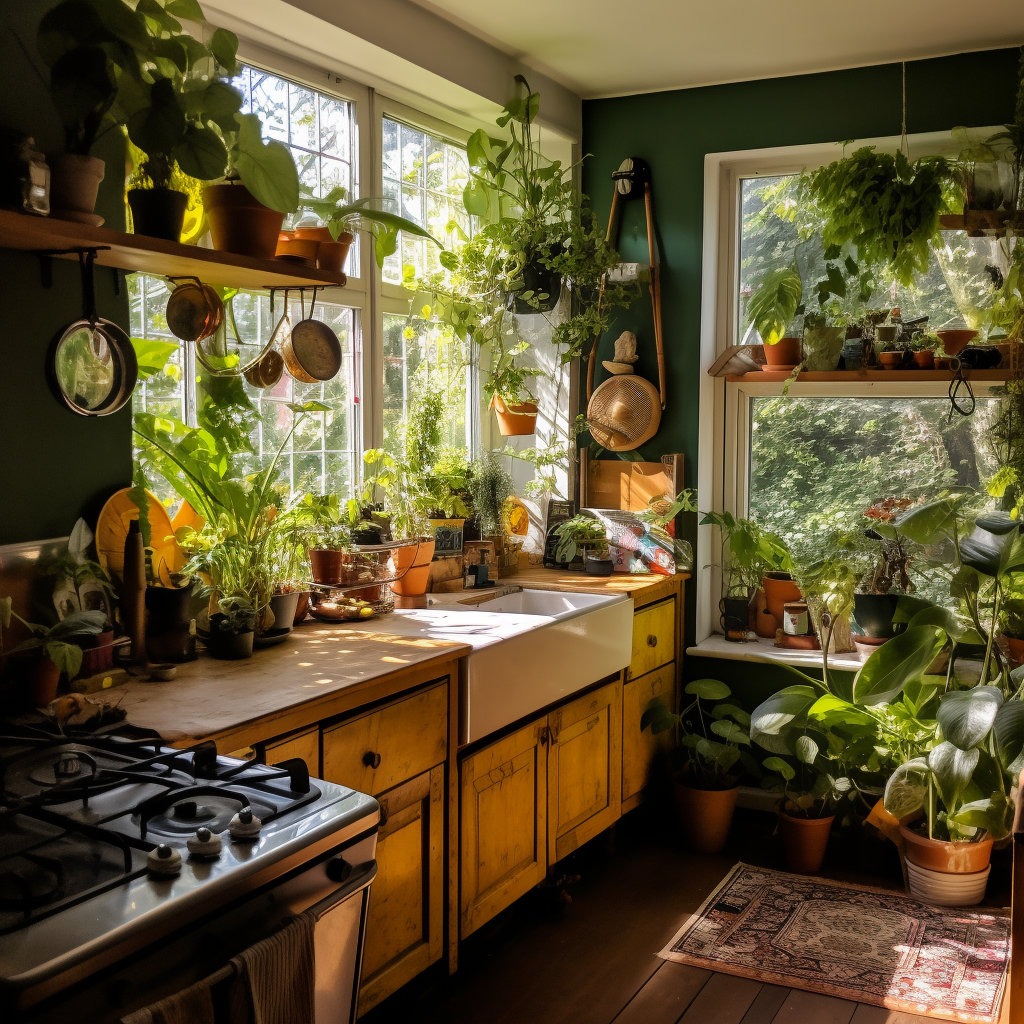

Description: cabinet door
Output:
[547,678,622,864]
[262,727,320,775]
[358,765,445,1014]
[621,663,676,812]
[460,719,548,938]
[629,597,677,678]
[321,682,447,794]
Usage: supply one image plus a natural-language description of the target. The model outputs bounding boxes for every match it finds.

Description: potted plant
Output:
[468,451,515,539]
[204,589,257,660]
[746,265,803,369]
[419,77,632,429]
[641,679,753,853]
[552,514,612,574]
[909,330,940,369]
[297,184,441,273]
[760,754,848,874]
[853,497,919,643]
[1,597,109,706]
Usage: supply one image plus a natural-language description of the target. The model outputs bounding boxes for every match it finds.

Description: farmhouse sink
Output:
[390,587,633,743]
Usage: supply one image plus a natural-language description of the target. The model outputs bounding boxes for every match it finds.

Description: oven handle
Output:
[308,857,377,920]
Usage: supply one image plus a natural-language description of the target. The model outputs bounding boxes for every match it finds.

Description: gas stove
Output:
[0,717,379,1020]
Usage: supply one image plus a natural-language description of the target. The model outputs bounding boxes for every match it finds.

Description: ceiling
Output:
[407,0,1024,99]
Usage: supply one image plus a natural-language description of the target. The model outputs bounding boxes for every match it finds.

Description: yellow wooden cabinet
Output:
[460,677,622,938]
[622,592,680,813]
[261,727,320,775]
[321,681,448,1013]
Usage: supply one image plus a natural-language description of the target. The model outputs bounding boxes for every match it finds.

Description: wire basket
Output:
[306,540,417,620]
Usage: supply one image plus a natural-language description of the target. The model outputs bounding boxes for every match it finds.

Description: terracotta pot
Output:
[204,182,285,259]
[912,350,935,369]
[50,153,105,224]
[877,350,903,369]
[761,335,801,370]
[293,591,311,625]
[127,187,188,242]
[674,782,738,854]
[760,572,800,637]
[390,539,436,597]
[779,808,834,874]
[490,394,538,436]
[1006,635,1024,667]
[294,227,354,274]
[936,329,978,357]
[899,823,993,874]
[309,548,347,585]
[77,628,116,677]
[29,654,61,708]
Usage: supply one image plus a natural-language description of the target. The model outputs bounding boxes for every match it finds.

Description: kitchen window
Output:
[696,133,1004,641]
[131,64,476,502]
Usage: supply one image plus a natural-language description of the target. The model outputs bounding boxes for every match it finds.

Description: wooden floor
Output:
[362,805,1013,1024]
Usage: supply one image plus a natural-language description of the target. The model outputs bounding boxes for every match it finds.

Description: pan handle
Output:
[79,249,99,327]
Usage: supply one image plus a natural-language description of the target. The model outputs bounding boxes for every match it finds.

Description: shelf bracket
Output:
[37,245,111,289]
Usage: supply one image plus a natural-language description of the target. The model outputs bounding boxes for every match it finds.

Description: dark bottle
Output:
[121,520,148,665]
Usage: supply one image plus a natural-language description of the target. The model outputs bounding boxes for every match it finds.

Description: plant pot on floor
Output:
[899,823,994,905]
[779,808,834,874]
[204,182,285,259]
[674,782,738,854]
[127,187,188,242]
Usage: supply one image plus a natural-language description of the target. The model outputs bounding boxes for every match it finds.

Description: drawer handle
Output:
[362,750,382,769]
[647,634,658,647]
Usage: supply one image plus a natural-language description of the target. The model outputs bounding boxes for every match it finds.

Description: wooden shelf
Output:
[0,209,347,290]
[940,212,1023,237]
[726,368,1011,383]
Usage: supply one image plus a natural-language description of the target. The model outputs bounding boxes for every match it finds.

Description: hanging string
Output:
[899,61,910,157]
[947,358,976,419]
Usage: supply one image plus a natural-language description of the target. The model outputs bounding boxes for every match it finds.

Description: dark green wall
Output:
[581,49,1021,474]
[1,2,131,544]
[581,48,1020,660]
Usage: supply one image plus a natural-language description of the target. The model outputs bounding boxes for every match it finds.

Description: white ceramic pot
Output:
[904,860,990,906]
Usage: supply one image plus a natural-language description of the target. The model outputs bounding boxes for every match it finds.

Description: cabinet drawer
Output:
[262,727,320,776]
[322,682,447,795]
[629,598,676,677]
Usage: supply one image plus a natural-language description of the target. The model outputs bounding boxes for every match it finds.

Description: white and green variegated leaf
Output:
[928,740,979,811]
[883,757,929,819]
[937,686,1003,750]
[794,734,819,765]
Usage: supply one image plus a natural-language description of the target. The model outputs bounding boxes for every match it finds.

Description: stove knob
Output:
[147,844,183,877]
[186,826,223,858]
[229,807,263,842]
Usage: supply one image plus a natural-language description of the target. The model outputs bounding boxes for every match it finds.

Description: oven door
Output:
[19,833,377,1024]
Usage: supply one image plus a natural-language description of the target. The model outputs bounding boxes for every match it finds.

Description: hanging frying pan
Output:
[586,161,665,451]
[50,250,138,417]
[165,279,224,343]
[283,288,342,383]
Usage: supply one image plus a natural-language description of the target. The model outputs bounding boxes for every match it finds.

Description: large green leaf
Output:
[948,792,1014,840]
[937,686,1003,750]
[883,757,929,819]
[851,626,944,705]
[993,699,1024,775]
[685,678,731,701]
[928,740,979,811]
[710,720,750,746]
[749,685,817,754]
[232,113,299,213]
[794,734,818,765]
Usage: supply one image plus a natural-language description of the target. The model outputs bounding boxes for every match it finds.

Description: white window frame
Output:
[696,129,998,643]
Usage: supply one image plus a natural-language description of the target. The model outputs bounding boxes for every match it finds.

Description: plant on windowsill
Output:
[746,265,803,369]
[641,679,754,853]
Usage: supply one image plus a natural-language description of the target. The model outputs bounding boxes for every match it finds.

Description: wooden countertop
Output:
[96,568,685,747]
[105,621,469,746]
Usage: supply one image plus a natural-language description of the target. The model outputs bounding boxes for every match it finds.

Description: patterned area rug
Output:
[659,863,1010,1023]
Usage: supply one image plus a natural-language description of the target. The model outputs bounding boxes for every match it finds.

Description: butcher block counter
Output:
[107,620,470,750]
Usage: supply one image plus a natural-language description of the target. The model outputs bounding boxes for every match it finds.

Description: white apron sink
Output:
[390,587,633,744]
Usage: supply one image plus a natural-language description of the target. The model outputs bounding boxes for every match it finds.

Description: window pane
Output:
[748,395,1000,591]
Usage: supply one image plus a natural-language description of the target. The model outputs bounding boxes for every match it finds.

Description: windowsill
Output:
[686,633,867,671]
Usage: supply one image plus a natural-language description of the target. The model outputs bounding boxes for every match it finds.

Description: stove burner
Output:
[171,800,216,823]
[54,753,83,779]
[24,749,98,791]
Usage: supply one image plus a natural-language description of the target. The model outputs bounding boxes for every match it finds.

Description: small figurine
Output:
[602,330,639,374]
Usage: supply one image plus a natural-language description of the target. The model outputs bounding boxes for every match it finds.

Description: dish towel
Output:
[230,911,316,1024]
[120,974,217,1024]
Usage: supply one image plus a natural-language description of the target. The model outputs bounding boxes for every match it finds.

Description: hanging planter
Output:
[490,394,538,436]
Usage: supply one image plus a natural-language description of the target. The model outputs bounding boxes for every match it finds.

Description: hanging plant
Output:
[802,147,959,286]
